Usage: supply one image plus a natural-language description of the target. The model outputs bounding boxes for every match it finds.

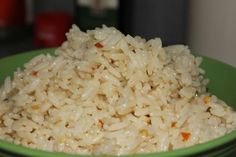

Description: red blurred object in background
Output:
[0,0,26,27]
[34,12,72,47]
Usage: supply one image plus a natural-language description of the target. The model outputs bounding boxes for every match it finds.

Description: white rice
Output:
[0,25,236,155]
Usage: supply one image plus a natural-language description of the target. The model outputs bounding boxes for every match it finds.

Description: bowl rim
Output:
[0,49,236,157]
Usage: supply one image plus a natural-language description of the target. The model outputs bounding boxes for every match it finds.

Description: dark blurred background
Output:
[0,0,235,67]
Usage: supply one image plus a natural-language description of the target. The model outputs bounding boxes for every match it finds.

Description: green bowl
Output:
[0,49,236,157]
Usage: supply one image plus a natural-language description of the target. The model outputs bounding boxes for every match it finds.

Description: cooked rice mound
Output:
[0,25,236,155]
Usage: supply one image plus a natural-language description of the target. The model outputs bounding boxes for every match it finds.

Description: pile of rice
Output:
[0,25,236,155]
